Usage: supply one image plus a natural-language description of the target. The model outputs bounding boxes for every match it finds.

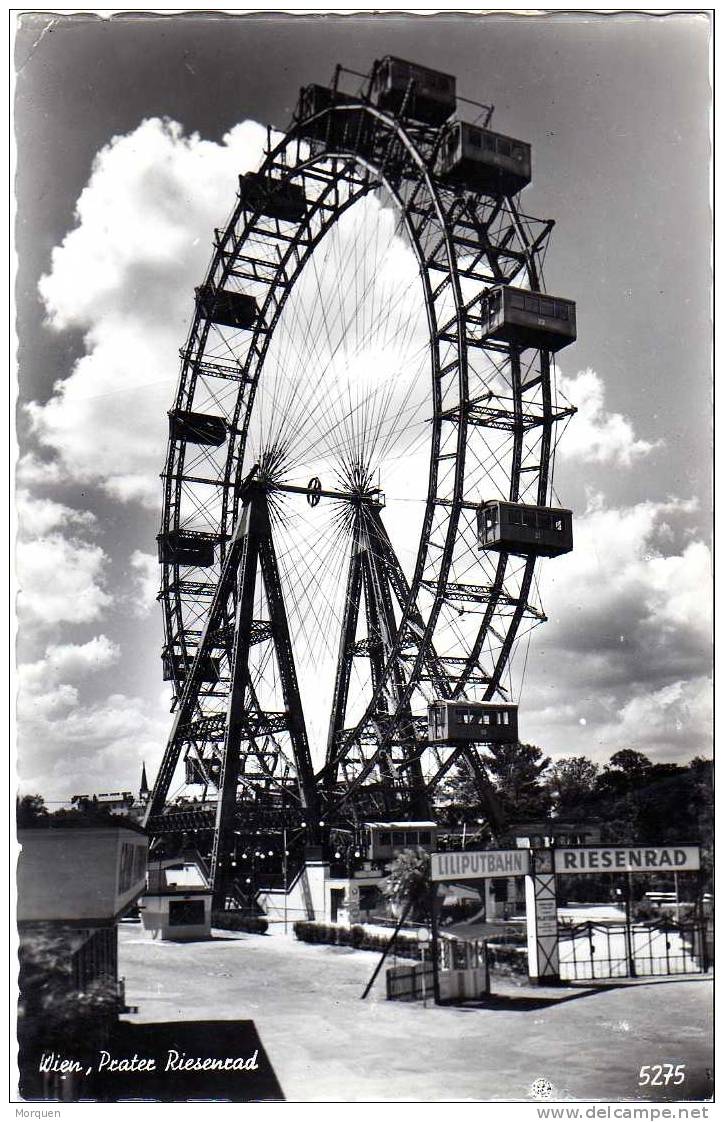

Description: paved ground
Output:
[118,923,713,1102]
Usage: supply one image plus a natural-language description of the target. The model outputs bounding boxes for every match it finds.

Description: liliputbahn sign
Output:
[431,845,701,984]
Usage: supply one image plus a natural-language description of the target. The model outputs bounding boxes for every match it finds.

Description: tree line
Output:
[440,746,712,877]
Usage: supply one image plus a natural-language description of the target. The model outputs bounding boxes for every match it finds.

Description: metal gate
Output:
[558,920,708,981]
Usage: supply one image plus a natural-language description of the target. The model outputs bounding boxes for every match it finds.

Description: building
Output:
[17,819,148,1100]
[141,855,212,940]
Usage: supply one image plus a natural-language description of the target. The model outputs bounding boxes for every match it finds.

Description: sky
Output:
[14,11,712,802]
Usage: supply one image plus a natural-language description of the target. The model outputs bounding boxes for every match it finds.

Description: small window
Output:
[469,129,482,148]
[492,878,509,902]
[511,144,526,163]
[554,518,563,532]
[524,294,539,313]
[509,292,526,311]
[503,711,510,725]
[483,713,491,726]
[498,139,512,157]
[483,132,496,151]
[379,831,392,846]
[555,301,569,321]
[168,899,205,927]
[392,831,406,847]
[418,831,432,845]
[540,298,554,317]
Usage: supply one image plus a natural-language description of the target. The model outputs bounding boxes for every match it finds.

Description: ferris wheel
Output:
[144,58,577,892]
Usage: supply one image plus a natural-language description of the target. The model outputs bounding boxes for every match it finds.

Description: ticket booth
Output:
[141,857,212,941]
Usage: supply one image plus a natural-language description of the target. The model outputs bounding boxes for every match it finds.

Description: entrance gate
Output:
[431,844,705,990]
[558,920,708,981]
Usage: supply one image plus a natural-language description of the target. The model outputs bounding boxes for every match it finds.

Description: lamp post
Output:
[283,825,288,933]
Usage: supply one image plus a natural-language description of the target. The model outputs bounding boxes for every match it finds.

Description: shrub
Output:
[211,912,268,934]
[293,920,422,959]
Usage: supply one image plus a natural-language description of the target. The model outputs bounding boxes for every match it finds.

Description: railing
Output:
[558,920,708,981]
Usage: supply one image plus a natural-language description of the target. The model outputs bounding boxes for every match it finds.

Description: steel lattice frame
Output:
[145,69,574,861]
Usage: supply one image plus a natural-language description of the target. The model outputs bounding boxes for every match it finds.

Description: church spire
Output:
[139,761,149,800]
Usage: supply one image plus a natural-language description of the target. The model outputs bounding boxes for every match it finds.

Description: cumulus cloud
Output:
[18,635,120,714]
[18,690,168,800]
[17,533,111,625]
[17,489,96,537]
[128,550,159,615]
[557,368,661,466]
[521,493,711,762]
[16,634,166,799]
[27,116,269,507]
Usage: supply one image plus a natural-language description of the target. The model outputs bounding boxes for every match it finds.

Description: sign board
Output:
[431,848,530,882]
[554,845,700,875]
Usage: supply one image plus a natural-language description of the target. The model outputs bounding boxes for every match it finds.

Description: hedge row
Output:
[293,920,423,959]
[211,911,269,934]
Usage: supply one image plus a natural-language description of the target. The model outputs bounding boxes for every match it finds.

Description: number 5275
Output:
[639,1064,685,1087]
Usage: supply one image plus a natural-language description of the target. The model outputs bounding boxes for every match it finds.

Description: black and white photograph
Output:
[13,9,713,1108]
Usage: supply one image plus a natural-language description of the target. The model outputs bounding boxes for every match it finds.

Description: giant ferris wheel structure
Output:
[144,58,577,906]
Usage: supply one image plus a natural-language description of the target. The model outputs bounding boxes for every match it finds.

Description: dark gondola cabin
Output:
[295,84,370,152]
[162,648,220,684]
[157,531,216,568]
[436,122,531,197]
[477,501,573,558]
[371,57,456,125]
[481,285,576,352]
[196,286,257,331]
[239,172,307,222]
[428,700,518,745]
[169,409,227,447]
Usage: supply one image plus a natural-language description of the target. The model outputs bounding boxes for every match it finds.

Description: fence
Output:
[558,920,708,981]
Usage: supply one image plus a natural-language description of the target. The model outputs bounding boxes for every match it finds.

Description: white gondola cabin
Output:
[364,821,438,861]
[428,700,518,745]
[371,57,456,125]
[436,121,531,197]
[196,286,258,331]
[481,285,576,353]
[239,172,307,222]
[477,501,573,558]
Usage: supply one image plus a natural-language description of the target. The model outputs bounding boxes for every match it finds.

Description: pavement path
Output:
[118,923,713,1102]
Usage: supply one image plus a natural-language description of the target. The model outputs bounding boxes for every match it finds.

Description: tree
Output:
[486,741,552,819]
[598,749,652,796]
[438,741,551,828]
[546,756,599,816]
[16,794,47,828]
[383,847,431,921]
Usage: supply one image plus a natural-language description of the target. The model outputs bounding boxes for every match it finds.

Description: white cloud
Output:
[16,635,164,799]
[16,453,65,488]
[17,533,111,625]
[16,489,96,537]
[129,550,159,615]
[28,117,269,507]
[17,691,168,801]
[521,494,711,762]
[557,368,661,466]
[18,635,120,717]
